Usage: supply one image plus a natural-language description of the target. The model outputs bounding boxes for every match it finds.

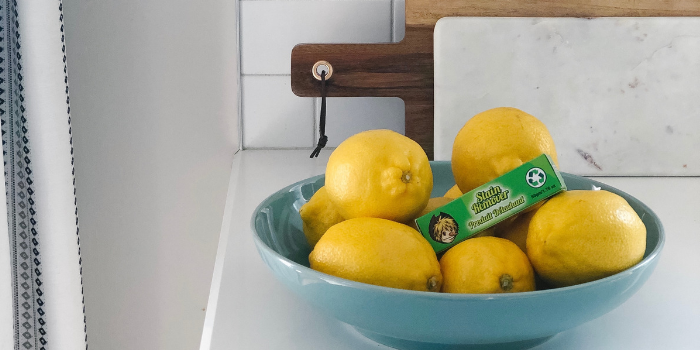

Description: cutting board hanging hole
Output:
[312,60,333,81]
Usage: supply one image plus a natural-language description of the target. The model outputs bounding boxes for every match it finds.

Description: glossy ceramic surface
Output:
[251,162,664,349]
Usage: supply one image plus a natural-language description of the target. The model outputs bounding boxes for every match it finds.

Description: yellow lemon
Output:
[526,190,647,287]
[443,184,462,199]
[451,107,559,194]
[406,197,453,230]
[325,130,433,222]
[495,210,538,253]
[299,186,345,248]
[440,236,535,294]
[424,197,454,212]
[309,217,442,292]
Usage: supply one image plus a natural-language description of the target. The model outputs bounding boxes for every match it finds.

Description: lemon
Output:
[424,197,454,212]
[406,197,495,240]
[451,107,559,194]
[443,184,462,199]
[407,197,454,230]
[299,186,345,247]
[325,130,433,223]
[527,190,647,287]
[440,236,535,294]
[495,210,537,253]
[309,217,442,292]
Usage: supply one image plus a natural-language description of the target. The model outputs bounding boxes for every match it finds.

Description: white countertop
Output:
[201,150,700,350]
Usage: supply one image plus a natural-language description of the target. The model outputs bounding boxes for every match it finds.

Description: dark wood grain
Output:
[407,0,700,27]
[291,27,434,157]
[290,0,700,159]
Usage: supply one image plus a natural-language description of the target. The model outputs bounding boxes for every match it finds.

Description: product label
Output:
[415,154,566,254]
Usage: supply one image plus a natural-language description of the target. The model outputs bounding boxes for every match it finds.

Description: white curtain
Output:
[1,1,87,349]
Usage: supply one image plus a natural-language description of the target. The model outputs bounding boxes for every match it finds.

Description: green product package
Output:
[415,154,566,254]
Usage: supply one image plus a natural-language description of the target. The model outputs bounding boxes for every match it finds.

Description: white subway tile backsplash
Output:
[393,0,405,42]
[239,0,403,149]
[240,0,392,75]
[242,76,314,148]
[315,97,405,148]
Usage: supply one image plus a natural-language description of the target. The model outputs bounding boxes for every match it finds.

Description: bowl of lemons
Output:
[251,108,664,350]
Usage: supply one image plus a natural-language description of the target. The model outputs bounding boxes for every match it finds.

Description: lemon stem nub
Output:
[500,274,514,291]
[402,171,412,183]
[427,276,439,292]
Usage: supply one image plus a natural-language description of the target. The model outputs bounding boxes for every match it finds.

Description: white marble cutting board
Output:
[434,17,700,175]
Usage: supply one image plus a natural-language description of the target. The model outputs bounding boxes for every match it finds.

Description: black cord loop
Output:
[310,70,328,158]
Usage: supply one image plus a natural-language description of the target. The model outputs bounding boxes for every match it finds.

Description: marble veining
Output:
[434,17,700,176]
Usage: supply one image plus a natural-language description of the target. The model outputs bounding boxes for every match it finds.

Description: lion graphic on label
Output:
[428,212,459,244]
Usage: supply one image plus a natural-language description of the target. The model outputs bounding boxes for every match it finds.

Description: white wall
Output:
[240,0,407,149]
[63,0,410,347]
[63,0,239,349]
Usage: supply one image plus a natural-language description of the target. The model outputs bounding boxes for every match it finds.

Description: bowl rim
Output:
[250,169,665,301]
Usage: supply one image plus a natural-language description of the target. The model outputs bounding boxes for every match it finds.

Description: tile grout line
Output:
[241,73,292,77]
[245,147,338,151]
[239,0,388,2]
[390,0,395,42]
[237,0,245,151]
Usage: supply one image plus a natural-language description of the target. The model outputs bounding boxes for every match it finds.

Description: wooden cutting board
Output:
[290,0,700,159]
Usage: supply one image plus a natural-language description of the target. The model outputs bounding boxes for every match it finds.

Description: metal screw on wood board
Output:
[312,60,333,81]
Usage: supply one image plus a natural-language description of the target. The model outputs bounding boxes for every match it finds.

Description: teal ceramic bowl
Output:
[251,162,664,350]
